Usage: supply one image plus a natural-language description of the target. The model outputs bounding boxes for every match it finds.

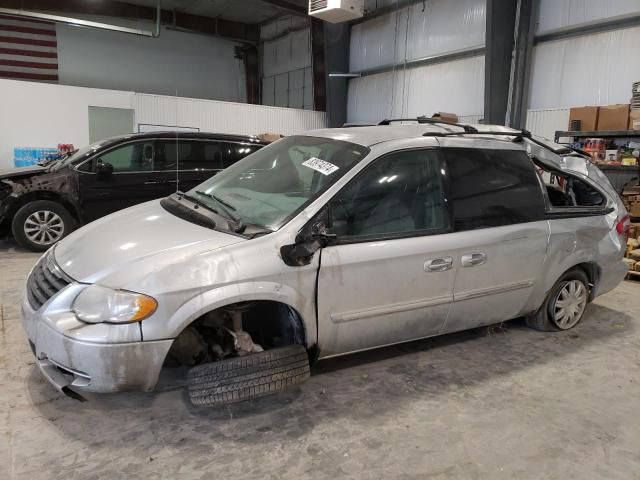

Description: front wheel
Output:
[526,269,590,331]
[187,345,310,407]
[11,200,76,252]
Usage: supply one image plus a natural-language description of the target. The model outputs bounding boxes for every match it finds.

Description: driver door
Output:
[78,140,176,222]
[316,148,455,357]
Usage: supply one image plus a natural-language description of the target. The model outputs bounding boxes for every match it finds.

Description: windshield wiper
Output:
[175,190,221,215]
[194,190,245,233]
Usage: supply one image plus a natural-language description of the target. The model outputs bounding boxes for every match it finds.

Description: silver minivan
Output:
[21,121,629,406]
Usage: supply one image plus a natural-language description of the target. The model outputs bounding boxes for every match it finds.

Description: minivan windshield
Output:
[188,135,369,230]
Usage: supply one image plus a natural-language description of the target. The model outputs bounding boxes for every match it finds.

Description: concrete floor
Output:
[1,241,639,480]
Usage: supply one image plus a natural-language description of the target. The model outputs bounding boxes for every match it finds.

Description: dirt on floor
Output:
[1,241,639,480]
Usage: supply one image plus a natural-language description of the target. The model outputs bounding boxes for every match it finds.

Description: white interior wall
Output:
[346,0,486,123]
[525,108,571,141]
[537,0,640,33]
[261,17,313,110]
[0,80,133,169]
[347,56,485,123]
[133,93,326,137]
[529,26,640,110]
[56,23,246,102]
[0,79,327,169]
[350,0,486,72]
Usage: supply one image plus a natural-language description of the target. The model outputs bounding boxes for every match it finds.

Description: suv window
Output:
[222,143,261,168]
[155,140,224,171]
[444,148,546,231]
[330,149,448,239]
[83,141,155,173]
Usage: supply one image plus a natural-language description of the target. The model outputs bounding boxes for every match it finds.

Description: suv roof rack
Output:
[422,128,589,157]
[378,116,479,134]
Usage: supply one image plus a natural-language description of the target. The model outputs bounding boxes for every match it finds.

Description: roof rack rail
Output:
[378,116,479,134]
[422,128,588,156]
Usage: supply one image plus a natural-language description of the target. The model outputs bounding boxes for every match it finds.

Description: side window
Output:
[330,149,448,239]
[537,167,605,208]
[203,142,224,170]
[444,148,546,231]
[222,143,261,168]
[94,142,153,172]
[155,140,203,171]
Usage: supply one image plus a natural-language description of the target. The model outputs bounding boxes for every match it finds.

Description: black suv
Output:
[0,132,267,251]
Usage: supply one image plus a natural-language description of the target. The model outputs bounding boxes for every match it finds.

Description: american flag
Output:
[0,14,58,82]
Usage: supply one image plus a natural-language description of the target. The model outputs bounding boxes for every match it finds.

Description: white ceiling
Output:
[123,0,307,24]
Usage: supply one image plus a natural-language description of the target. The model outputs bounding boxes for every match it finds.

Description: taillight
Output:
[616,214,631,237]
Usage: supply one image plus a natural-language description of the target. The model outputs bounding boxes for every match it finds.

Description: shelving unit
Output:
[554,130,640,142]
[554,129,640,191]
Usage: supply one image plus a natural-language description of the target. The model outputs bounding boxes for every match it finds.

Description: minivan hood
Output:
[0,165,46,180]
[54,200,244,285]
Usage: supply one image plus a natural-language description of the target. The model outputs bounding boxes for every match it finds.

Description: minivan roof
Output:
[306,123,522,147]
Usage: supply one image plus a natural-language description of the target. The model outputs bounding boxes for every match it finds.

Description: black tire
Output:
[526,268,590,332]
[187,345,310,407]
[11,200,76,252]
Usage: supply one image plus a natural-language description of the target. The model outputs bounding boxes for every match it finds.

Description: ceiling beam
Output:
[0,0,260,43]
[258,0,307,17]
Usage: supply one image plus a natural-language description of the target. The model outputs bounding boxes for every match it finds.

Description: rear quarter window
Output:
[444,148,546,231]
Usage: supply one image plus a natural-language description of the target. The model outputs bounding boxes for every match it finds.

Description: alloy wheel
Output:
[23,210,64,246]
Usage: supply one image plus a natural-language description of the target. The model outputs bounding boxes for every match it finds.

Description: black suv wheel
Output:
[12,200,76,252]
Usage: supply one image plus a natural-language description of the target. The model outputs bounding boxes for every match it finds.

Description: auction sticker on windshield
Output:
[302,157,339,176]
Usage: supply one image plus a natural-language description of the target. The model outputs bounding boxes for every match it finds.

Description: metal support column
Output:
[506,0,537,128]
[322,22,350,127]
[238,45,260,105]
[311,18,327,113]
[484,0,518,125]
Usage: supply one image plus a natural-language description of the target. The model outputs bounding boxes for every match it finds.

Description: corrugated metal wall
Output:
[261,17,314,110]
[133,93,327,136]
[529,0,640,110]
[536,0,640,33]
[347,0,486,123]
[525,108,571,141]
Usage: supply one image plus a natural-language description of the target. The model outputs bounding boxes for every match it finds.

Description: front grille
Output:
[26,251,73,310]
[309,0,328,12]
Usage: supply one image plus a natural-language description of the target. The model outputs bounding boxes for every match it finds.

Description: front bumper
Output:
[21,292,173,395]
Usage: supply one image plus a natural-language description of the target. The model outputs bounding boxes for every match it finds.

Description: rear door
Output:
[77,140,173,221]
[438,141,550,333]
[317,148,455,357]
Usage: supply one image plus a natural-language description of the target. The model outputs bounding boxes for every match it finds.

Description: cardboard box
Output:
[568,106,599,131]
[257,133,283,143]
[630,203,640,218]
[432,112,458,123]
[597,104,630,131]
[623,185,640,196]
[630,110,640,130]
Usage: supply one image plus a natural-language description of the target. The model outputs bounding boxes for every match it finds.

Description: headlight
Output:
[73,285,157,324]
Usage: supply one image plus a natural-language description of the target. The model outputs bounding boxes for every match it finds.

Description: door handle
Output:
[461,252,487,267]
[144,180,160,185]
[424,257,453,272]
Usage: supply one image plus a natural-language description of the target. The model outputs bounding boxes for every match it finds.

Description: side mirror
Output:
[96,161,114,179]
[280,211,336,267]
